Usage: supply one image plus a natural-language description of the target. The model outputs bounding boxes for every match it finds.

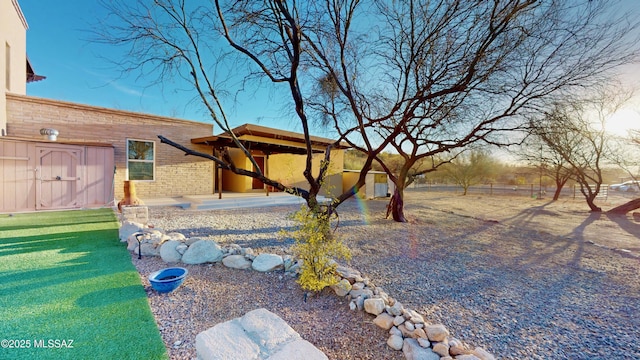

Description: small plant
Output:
[285,205,351,292]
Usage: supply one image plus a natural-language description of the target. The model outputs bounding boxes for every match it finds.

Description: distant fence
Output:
[411,183,609,200]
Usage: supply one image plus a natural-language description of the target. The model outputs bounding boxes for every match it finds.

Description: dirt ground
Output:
[141,189,640,359]
[404,189,640,258]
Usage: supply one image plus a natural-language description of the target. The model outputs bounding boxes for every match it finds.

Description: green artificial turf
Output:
[0,209,168,360]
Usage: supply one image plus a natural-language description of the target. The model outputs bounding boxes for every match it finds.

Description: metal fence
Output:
[411,182,609,200]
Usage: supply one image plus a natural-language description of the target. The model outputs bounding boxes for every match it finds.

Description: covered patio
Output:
[190,123,346,199]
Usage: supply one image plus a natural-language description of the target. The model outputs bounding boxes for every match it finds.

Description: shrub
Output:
[286,205,351,292]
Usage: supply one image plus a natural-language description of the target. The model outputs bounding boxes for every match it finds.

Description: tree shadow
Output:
[604,212,640,238]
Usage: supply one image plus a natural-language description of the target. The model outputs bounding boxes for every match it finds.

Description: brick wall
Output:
[6,94,214,199]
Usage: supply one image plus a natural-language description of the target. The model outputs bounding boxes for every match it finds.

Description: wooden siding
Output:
[0,138,115,213]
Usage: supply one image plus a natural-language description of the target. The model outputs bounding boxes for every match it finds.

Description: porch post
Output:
[265,152,270,197]
[217,147,223,199]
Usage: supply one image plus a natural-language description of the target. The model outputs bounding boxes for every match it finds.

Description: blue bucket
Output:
[148,267,188,293]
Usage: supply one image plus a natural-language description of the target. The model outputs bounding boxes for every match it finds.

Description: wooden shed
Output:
[0,137,114,213]
[343,170,392,199]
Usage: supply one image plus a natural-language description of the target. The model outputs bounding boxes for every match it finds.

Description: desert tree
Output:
[96,0,639,224]
[607,128,640,214]
[442,150,497,196]
[96,0,341,212]
[302,0,640,221]
[516,137,575,200]
[529,87,633,212]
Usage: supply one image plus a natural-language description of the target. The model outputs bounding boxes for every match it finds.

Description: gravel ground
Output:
[134,189,640,360]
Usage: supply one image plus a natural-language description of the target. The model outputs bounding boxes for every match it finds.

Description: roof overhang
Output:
[26,57,46,83]
[191,123,349,155]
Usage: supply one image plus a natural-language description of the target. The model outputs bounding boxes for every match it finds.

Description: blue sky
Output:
[19,1,298,135]
[19,1,640,137]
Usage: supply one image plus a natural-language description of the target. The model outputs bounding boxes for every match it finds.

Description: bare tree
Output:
[97,0,640,224]
[607,130,640,214]
[529,87,632,211]
[96,0,340,212]
[517,138,575,200]
[302,0,640,221]
[442,150,497,196]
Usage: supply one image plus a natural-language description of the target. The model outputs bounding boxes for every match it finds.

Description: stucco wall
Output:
[222,147,344,198]
[1,0,28,135]
[6,94,214,199]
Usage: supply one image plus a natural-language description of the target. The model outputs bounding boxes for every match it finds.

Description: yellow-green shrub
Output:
[286,205,351,292]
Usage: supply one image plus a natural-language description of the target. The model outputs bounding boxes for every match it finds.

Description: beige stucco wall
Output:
[6,94,214,199]
[1,0,28,135]
[221,148,252,192]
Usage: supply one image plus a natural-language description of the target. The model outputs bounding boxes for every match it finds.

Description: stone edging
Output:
[119,218,497,360]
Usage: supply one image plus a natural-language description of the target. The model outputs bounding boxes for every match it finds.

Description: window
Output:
[5,42,10,91]
[126,139,155,181]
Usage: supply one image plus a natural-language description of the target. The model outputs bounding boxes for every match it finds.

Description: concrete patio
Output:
[140,192,329,211]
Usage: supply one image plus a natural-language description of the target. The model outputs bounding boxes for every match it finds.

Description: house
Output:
[0,0,345,213]
[192,123,345,197]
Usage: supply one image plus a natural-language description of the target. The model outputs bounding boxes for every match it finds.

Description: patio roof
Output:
[191,123,348,155]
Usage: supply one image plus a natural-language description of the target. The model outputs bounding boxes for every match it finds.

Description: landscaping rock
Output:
[268,339,328,360]
[160,240,183,263]
[472,346,496,360]
[432,342,450,356]
[251,253,284,272]
[176,243,188,255]
[166,232,186,241]
[349,288,373,299]
[222,255,252,270]
[425,324,449,342]
[181,240,223,264]
[417,338,431,348]
[448,337,470,356]
[364,298,386,315]
[455,355,481,360]
[330,278,352,297]
[196,308,327,360]
[135,242,159,257]
[119,221,144,242]
[387,334,404,351]
[402,338,440,360]
[373,313,395,330]
[388,301,404,316]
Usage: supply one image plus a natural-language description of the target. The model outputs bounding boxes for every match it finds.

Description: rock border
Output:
[119,217,496,360]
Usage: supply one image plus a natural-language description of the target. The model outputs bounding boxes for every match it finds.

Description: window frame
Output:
[126,138,156,181]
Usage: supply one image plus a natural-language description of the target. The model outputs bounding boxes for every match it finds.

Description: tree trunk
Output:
[586,195,602,212]
[386,187,407,222]
[607,198,640,214]
[552,178,568,200]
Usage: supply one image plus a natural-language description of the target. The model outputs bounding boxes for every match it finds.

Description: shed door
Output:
[36,146,83,210]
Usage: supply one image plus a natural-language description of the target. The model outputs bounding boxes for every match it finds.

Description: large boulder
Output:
[251,253,284,272]
[160,240,183,263]
[181,240,224,264]
[222,255,252,270]
[196,308,327,360]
